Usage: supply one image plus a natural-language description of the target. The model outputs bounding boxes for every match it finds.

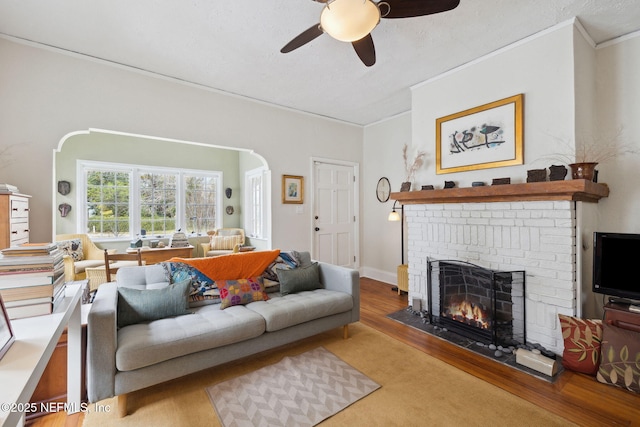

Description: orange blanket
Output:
[168,249,281,281]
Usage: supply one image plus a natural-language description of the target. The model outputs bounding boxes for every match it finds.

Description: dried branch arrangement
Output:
[403,144,427,183]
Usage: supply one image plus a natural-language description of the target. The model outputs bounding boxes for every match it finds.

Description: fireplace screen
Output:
[427,259,525,347]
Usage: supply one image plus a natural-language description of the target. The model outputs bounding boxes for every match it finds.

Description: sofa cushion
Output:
[116,304,266,371]
[246,289,353,332]
[58,239,84,261]
[596,323,640,393]
[205,249,235,257]
[558,314,603,375]
[210,235,244,251]
[117,278,192,328]
[276,262,321,296]
[72,259,104,274]
[218,277,269,309]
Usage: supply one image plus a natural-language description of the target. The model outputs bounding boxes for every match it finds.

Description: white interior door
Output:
[312,160,358,267]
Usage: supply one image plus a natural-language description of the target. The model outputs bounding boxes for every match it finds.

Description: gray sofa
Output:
[86,252,360,416]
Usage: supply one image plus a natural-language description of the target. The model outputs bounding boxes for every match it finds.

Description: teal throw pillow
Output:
[276,262,322,296]
[117,278,191,328]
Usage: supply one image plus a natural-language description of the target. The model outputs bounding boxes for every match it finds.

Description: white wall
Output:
[411,23,576,186]
[595,34,640,231]
[0,37,363,251]
[362,112,411,283]
[360,22,640,292]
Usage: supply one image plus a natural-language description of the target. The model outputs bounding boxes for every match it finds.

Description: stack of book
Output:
[0,243,65,319]
[169,231,190,248]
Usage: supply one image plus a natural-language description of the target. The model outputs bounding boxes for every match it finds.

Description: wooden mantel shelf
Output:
[391,179,609,204]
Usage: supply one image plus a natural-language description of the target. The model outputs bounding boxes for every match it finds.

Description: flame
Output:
[444,299,490,329]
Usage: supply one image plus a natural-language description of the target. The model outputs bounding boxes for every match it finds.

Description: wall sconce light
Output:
[388,200,401,222]
[388,200,404,264]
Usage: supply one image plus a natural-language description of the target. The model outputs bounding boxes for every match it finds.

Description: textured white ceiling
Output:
[1,0,639,125]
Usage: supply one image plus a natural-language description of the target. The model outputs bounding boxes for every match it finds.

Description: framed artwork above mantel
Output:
[436,94,524,174]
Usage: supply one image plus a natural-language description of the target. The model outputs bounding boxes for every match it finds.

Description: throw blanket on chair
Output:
[169,249,280,281]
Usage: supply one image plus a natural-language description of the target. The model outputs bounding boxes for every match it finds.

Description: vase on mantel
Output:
[400,182,411,192]
[568,162,598,181]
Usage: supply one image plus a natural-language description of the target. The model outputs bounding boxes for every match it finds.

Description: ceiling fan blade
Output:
[280,24,324,53]
[352,34,376,67]
[383,0,460,19]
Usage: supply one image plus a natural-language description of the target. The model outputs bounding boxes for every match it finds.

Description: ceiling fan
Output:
[280,0,460,66]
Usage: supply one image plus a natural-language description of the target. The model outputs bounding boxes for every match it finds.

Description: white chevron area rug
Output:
[206,346,380,427]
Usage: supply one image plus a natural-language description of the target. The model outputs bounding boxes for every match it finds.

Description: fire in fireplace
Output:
[427,259,526,347]
[442,296,490,330]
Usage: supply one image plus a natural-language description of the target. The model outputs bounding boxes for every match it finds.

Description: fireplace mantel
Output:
[391,179,609,204]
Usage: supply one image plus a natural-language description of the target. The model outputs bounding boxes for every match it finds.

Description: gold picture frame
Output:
[436,94,524,174]
[282,175,304,204]
[0,295,15,361]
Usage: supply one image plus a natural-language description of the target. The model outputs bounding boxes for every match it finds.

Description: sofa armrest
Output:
[87,281,119,402]
[200,242,211,257]
[62,255,76,282]
[317,262,360,323]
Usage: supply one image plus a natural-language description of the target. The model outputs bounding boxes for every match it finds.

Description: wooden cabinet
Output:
[26,302,90,422]
[26,325,88,421]
[0,192,31,249]
[604,302,640,333]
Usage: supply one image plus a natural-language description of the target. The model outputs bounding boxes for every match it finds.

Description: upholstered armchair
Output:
[200,228,245,257]
[55,233,111,281]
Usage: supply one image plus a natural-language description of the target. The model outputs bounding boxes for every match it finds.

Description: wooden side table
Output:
[126,245,194,264]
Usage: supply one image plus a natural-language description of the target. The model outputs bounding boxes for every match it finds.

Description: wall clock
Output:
[376,177,391,202]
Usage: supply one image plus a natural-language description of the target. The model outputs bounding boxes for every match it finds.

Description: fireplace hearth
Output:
[427,259,526,347]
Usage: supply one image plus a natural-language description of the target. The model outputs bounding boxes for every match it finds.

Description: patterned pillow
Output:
[558,314,603,376]
[209,235,244,250]
[596,323,640,393]
[218,276,269,309]
[262,251,301,282]
[161,262,220,307]
[57,239,84,261]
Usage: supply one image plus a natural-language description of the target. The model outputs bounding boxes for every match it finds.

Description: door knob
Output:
[315,227,320,231]
[315,216,319,220]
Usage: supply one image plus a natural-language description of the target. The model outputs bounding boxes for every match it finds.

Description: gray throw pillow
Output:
[117,278,191,328]
[276,262,322,296]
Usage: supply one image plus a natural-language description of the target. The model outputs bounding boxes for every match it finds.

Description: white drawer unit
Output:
[0,192,31,249]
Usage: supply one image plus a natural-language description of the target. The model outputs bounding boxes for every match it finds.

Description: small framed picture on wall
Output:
[282,175,304,204]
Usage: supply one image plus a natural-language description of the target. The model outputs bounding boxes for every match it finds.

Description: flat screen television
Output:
[592,232,640,301]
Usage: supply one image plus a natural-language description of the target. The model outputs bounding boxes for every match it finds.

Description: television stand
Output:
[608,297,640,305]
[604,302,640,333]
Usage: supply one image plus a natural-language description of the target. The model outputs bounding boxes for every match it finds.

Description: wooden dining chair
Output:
[104,248,143,282]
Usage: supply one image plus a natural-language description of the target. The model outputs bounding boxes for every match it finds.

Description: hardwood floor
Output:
[28,277,640,426]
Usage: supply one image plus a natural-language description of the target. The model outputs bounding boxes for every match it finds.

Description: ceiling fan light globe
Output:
[320,0,380,42]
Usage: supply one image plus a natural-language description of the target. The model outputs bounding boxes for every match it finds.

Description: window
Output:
[184,174,219,235]
[79,161,222,239]
[139,171,177,236]
[244,168,266,239]
[86,169,131,237]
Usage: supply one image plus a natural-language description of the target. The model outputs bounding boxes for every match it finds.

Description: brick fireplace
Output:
[392,180,609,354]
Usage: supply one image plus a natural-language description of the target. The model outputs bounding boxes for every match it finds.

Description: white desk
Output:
[0,283,83,427]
